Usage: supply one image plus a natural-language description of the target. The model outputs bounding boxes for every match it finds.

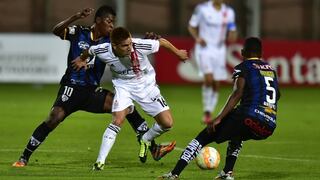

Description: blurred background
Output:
[0,0,319,85]
[1,0,320,39]
[1,1,320,179]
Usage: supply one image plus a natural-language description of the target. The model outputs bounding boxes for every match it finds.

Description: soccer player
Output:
[188,0,237,124]
[72,27,188,167]
[12,6,175,169]
[158,37,280,180]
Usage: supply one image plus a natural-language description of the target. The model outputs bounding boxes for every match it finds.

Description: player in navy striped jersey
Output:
[159,37,280,180]
[13,5,175,169]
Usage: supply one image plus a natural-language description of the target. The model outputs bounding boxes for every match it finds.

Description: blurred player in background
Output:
[72,27,188,167]
[159,37,280,180]
[188,0,237,124]
[12,5,175,169]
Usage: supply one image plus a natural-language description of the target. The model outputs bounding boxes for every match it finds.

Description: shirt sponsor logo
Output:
[254,109,275,123]
[244,118,273,137]
[78,41,90,50]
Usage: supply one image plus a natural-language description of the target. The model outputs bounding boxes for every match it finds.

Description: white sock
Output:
[96,124,121,164]
[142,123,167,142]
[202,85,213,113]
[210,92,219,113]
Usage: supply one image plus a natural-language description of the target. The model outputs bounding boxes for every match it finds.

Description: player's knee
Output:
[45,107,65,129]
[155,111,174,129]
[159,118,173,130]
[104,91,114,113]
[163,120,173,129]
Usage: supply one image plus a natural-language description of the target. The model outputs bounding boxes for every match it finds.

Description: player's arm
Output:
[227,30,237,43]
[71,49,92,71]
[226,8,237,43]
[158,38,188,61]
[188,25,206,47]
[52,8,94,38]
[210,77,245,131]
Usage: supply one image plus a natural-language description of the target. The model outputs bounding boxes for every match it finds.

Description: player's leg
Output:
[13,85,78,167]
[12,107,64,167]
[86,87,158,157]
[93,108,129,170]
[92,86,132,170]
[215,140,242,180]
[140,109,176,162]
[198,52,215,124]
[203,73,214,124]
[138,90,174,163]
[210,47,228,126]
[158,126,214,179]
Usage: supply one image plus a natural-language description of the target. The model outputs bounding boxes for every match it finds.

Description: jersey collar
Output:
[247,57,260,60]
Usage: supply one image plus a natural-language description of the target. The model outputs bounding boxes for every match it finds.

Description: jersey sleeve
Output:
[133,38,160,55]
[63,25,80,41]
[87,43,111,63]
[232,63,246,80]
[189,5,202,27]
[227,8,237,31]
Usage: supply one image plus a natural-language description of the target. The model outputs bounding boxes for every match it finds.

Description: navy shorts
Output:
[197,108,275,145]
[53,84,111,116]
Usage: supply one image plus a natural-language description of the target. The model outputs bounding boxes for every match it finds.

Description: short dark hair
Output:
[243,37,262,53]
[94,5,116,22]
[242,37,262,57]
[111,27,131,45]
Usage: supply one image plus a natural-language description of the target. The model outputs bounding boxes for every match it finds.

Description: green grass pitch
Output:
[0,83,319,179]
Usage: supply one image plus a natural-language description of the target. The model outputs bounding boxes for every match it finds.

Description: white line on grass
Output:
[173,146,315,163]
[1,146,316,163]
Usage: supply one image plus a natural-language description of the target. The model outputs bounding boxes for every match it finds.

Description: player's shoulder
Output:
[132,38,156,50]
[67,25,90,35]
[235,61,246,69]
[195,1,210,11]
[223,3,235,13]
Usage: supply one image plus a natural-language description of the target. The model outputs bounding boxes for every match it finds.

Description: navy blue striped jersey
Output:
[59,25,109,87]
[233,59,280,127]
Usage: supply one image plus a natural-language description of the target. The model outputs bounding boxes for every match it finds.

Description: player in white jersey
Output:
[72,27,188,166]
[188,0,237,124]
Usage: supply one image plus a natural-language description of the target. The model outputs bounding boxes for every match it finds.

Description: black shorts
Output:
[53,84,111,117]
[198,109,275,145]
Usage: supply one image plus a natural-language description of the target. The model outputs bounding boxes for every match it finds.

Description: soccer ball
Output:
[195,146,220,170]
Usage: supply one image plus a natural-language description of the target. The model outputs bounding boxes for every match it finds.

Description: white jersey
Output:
[88,38,169,116]
[88,38,159,98]
[189,1,236,48]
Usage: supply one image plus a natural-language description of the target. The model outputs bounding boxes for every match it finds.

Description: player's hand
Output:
[207,117,222,133]
[144,32,161,40]
[77,8,94,19]
[196,37,206,47]
[72,56,88,71]
[177,50,189,62]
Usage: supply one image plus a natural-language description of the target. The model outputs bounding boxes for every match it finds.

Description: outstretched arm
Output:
[209,77,245,131]
[52,8,94,38]
[159,38,188,61]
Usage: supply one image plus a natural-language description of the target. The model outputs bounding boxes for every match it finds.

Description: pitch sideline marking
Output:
[173,146,314,163]
[1,146,316,163]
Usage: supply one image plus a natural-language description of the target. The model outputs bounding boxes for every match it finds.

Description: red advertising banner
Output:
[155,37,320,86]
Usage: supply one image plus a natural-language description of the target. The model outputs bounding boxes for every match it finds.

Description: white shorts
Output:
[194,45,228,81]
[112,83,169,117]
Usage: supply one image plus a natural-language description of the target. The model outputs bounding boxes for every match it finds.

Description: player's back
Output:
[234,59,280,127]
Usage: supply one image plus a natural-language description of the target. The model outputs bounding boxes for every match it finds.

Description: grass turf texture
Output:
[0,83,319,179]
